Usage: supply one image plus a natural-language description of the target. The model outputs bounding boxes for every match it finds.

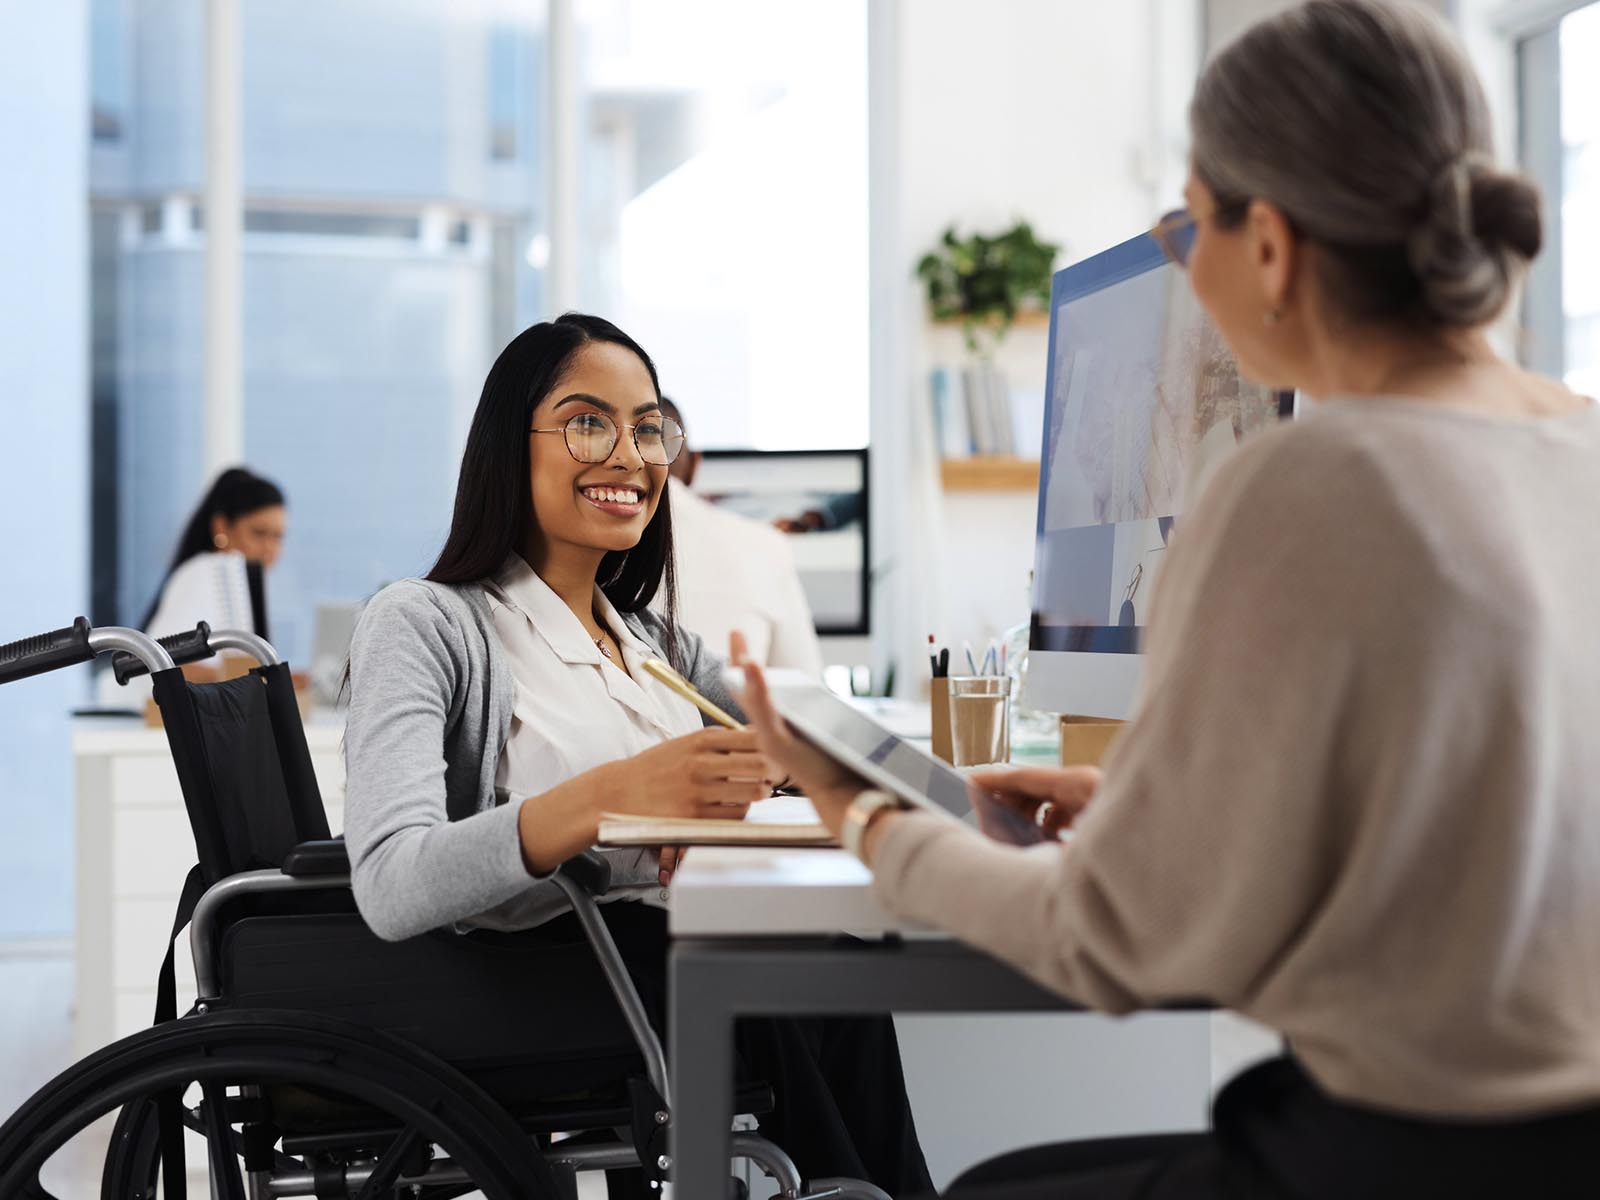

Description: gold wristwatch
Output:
[841,789,904,863]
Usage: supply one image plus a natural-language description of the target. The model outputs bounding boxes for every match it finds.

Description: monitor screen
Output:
[691,448,870,636]
[1027,230,1292,717]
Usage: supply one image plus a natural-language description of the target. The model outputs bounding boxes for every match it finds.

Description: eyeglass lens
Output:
[1154,210,1197,267]
[564,411,685,465]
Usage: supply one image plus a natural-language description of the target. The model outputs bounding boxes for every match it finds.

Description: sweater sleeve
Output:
[342,582,538,941]
[872,429,1377,1011]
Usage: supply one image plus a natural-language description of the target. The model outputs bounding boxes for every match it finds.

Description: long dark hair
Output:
[141,466,285,628]
[426,313,681,665]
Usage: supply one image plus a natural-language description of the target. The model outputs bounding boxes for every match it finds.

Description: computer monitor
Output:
[1025,229,1294,719]
[691,448,870,636]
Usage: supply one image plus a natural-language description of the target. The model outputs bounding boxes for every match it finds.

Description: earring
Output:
[213,534,228,550]
[1263,304,1285,327]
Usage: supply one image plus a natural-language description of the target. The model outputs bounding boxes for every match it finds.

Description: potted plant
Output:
[915,221,1060,351]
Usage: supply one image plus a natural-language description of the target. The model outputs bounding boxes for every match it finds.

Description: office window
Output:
[1558,4,1599,396]
[1519,1,1600,394]
[90,0,128,143]
[489,24,527,161]
[91,1,549,664]
[574,0,870,450]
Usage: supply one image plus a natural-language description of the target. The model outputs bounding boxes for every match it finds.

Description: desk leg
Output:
[669,948,735,1199]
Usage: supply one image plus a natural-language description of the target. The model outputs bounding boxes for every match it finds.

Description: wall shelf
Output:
[940,457,1040,491]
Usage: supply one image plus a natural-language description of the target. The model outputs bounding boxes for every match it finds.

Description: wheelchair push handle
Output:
[0,617,95,685]
[113,622,213,684]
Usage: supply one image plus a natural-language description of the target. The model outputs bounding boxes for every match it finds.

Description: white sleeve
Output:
[762,532,825,678]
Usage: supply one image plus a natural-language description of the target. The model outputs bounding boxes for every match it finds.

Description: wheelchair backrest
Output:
[153,660,331,883]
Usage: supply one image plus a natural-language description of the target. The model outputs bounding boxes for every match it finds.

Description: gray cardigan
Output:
[342,577,742,941]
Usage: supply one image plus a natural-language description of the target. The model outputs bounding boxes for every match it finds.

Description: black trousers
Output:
[939,1056,1600,1200]
[531,900,933,1198]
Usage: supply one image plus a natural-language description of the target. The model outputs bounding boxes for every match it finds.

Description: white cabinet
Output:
[72,715,345,1059]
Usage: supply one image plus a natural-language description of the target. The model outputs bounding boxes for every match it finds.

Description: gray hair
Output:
[1190,0,1542,329]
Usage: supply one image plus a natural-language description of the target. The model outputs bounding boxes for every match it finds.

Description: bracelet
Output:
[841,789,903,863]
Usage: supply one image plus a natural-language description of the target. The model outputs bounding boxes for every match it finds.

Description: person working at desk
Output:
[142,466,285,642]
[342,314,931,1197]
[739,2,1600,1197]
[657,396,825,675]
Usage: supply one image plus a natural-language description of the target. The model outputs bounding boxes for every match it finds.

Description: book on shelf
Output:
[597,813,838,848]
[957,361,1015,457]
[932,360,1036,461]
[929,366,974,458]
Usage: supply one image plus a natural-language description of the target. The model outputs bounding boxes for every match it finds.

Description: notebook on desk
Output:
[598,795,836,848]
[597,813,836,848]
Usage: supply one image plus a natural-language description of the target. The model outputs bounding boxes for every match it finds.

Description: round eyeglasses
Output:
[529,410,686,466]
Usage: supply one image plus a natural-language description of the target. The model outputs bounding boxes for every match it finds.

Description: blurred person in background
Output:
[659,397,825,675]
[141,467,286,642]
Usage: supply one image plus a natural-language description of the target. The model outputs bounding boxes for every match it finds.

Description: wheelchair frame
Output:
[0,618,891,1200]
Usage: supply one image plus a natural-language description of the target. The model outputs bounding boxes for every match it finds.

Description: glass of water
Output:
[946,676,1012,767]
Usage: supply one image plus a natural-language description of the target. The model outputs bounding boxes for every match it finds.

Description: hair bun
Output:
[1470,167,1543,261]
[1406,154,1543,327]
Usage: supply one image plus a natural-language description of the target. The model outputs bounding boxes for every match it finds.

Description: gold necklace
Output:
[591,609,615,660]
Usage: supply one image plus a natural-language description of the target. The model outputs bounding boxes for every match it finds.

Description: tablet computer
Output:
[725,668,972,823]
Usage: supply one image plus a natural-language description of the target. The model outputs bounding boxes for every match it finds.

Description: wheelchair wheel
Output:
[0,1008,557,1200]
[100,1094,161,1198]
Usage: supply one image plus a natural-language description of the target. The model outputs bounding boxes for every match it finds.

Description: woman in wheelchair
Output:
[342,312,932,1197]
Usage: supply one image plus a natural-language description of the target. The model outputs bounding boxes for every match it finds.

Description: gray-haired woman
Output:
[736,1,1600,1196]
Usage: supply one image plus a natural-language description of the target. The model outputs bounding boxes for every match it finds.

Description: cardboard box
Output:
[1059,714,1124,767]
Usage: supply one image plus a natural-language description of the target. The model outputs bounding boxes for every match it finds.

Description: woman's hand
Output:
[622,730,773,885]
[967,765,1102,845]
[657,846,685,886]
[730,632,870,836]
[608,727,775,820]
[517,727,773,877]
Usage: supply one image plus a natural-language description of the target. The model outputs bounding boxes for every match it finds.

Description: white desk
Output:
[668,820,1215,1195]
[72,712,346,1059]
[669,798,903,938]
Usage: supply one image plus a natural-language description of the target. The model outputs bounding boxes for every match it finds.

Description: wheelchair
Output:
[0,618,890,1200]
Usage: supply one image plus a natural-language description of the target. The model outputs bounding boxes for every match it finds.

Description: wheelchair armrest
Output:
[281,838,351,877]
[557,850,612,896]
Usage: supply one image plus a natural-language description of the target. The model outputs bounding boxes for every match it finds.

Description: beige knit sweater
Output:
[874,398,1600,1119]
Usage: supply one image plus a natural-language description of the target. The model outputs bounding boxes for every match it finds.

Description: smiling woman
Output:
[339,312,933,1196]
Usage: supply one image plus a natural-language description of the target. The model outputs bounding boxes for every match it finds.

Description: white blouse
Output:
[483,555,704,914]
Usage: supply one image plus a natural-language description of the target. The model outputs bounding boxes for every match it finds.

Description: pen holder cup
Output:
[945,675,1012,767]
[930,677,952,763]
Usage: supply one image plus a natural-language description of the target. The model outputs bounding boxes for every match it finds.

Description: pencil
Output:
[641,658,745,730]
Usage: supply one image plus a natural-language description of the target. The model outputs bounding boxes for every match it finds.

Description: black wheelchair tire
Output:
[0,1008,556,1200]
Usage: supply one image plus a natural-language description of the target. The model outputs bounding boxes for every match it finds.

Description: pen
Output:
[929,633,939,678]
[641,658,744,730]
[963,640,978,675]
[937,647,949,677]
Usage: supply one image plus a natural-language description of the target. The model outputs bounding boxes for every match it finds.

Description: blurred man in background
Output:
[659,398,824,676]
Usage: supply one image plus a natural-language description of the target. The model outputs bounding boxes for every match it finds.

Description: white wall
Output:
[881,8,1217,1186]
[0,1,89,940]
[894,0,1192,648]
